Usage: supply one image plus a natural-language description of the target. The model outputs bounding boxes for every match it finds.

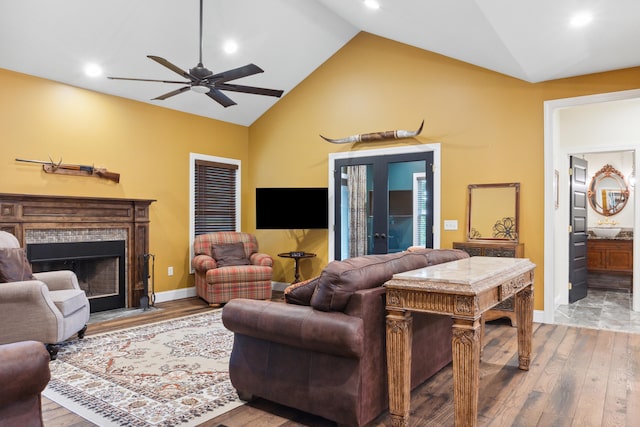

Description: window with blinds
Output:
[190,154,241,242]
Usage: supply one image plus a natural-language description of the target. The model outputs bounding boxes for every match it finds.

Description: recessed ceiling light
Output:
[84,63,103,77]
[223,40,238,54]
[364,0,380,11]
[570,11,593,28]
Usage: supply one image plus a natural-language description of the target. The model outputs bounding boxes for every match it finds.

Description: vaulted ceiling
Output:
[2,1,639,126]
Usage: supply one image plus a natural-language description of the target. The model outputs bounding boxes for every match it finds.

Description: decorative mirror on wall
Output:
[587,164,629,216]
[467,183,520,241]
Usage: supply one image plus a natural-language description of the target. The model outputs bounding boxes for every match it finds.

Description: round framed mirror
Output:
[587,164,629,216]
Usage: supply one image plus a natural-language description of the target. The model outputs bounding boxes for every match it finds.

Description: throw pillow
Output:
[211,242,251,267]
[284,276,319,306]
[310,252,429,312]
[0,248,36,282]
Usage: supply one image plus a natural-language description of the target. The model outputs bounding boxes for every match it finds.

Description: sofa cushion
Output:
[407,247,470,265]
[49,289,88,316]
[212,242,251,267]
[0,248,36,283]
[284,276,319,306]
[310,252,429,312]
[222,298,364,358]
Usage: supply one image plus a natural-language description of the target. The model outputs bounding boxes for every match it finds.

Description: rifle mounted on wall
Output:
[16,158,120,183]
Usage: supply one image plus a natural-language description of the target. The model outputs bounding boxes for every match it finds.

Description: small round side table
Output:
[277,252,316,283]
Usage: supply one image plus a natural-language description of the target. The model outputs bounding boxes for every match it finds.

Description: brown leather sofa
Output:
[222,248,469,427]
[0,340,51,427]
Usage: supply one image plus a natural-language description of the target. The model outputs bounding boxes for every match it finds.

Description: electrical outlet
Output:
[444,220,458,230]
[168,266,174,276]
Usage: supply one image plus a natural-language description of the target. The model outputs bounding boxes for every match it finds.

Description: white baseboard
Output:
[153,286,197,304]
[533,310,546,324]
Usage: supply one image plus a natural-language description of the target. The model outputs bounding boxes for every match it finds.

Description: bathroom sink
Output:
[592,227,621,238]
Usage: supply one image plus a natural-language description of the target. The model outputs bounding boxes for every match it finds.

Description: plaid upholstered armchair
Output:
[191,232,273,305]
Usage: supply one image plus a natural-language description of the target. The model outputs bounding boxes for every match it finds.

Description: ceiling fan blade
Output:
[216,83,284,98]
[152,86,191,100]
[147,55,194,80]
[108,76,189,84]
[206,89,237,107]
[209,64,264,84]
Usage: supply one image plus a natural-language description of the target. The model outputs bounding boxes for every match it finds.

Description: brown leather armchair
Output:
[0,341,51,427]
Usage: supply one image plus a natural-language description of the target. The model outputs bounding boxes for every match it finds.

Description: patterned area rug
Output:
[43,310,243,426]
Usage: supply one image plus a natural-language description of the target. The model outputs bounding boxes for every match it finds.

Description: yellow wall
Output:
[3,32,640,310]
[249,32,640,310]
[0,68,249,294]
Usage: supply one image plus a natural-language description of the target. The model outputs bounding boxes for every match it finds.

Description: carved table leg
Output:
[386,309,412,427]
[452,317,481,427]
[515,284,534,370]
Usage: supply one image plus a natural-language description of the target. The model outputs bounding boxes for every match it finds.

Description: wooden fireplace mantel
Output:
[0,193,156,308]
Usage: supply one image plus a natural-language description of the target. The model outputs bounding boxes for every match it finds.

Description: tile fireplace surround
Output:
[0,193,155,308]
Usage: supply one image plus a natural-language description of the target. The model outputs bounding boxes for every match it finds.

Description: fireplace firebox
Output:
[27,241,126,313]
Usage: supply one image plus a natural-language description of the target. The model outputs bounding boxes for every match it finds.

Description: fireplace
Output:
[0,193,155,309]
[27,240,126,313]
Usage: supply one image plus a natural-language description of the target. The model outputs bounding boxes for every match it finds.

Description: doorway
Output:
[334,155,433,259]
[544,89,640,323]
[328,144,441,261]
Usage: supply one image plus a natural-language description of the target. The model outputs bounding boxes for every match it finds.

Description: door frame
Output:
[328,143,441,262]
[544,89,640,322]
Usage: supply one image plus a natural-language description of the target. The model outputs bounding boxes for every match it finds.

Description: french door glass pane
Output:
[387,161,426,253]
[334,151,433,260]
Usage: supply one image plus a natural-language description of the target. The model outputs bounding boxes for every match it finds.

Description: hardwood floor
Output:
[42,298,640,427]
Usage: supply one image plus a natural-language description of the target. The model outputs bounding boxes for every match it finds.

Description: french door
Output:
[333,151,434,260]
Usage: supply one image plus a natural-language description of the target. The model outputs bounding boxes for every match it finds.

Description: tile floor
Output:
[555,289,640,334]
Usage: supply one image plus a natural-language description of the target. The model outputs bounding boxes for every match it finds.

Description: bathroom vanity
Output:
[587,238,633,275]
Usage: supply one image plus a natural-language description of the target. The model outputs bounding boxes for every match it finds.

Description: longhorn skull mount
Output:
[320,120,424,144]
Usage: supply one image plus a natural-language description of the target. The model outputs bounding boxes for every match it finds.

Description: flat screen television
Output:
[256,187,329,229]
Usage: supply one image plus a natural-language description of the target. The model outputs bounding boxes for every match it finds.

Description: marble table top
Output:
[386,256,536,296]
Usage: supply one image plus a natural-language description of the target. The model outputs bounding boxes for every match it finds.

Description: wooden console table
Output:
[453,241,525,326]
[384,257,535,427]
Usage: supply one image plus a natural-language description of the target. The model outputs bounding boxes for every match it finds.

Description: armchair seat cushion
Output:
[206,265,272,285]
[49,289,88,317]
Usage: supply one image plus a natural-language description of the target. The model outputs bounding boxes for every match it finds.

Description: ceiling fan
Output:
[108,0,284,107]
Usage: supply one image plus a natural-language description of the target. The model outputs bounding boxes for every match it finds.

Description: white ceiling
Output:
[1,0,639,126]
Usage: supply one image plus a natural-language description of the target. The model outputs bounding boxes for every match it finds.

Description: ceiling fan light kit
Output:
[191,85,210,94]
[107,0,283,107]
